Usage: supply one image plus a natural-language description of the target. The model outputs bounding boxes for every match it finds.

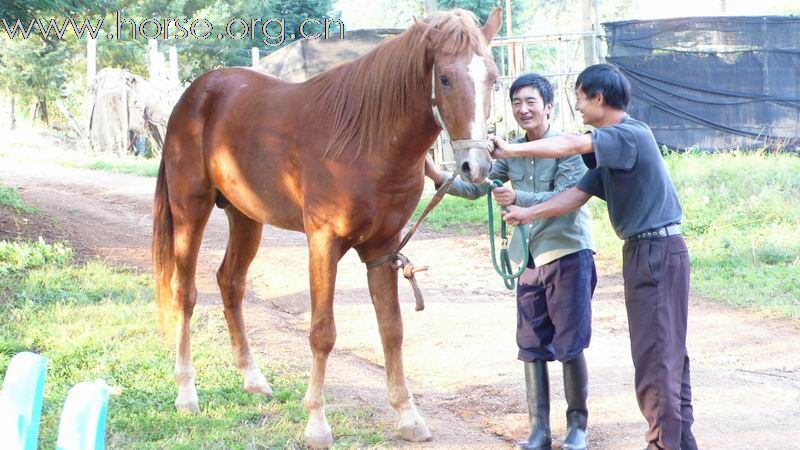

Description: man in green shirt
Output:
[425,73,596,450]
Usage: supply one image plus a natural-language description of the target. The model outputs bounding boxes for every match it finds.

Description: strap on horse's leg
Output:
[364,252,428,311]
[362,172,455,311]
[365,252,397,271]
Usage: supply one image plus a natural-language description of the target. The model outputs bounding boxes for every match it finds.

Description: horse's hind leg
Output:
[217,206,272,396]
[363,260,432,442]
[171,193,214,413]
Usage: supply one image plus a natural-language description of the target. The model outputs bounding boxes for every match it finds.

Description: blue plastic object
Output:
[0,395,25,449]
[55,380,110,450]
[0,352,48,450]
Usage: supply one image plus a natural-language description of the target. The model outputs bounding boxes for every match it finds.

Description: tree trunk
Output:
[38,97,50,126]
[10,94,15,130]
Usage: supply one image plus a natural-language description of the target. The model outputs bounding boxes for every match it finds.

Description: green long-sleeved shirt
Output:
[439,128,595,266]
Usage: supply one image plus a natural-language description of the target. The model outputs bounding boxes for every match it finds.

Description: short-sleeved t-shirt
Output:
[576,115,683,240]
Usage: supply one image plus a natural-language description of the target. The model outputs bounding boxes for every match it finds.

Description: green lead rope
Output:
[487,179,529,289]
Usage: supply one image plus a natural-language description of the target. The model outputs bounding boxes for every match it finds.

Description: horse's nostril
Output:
[461,161,471,175]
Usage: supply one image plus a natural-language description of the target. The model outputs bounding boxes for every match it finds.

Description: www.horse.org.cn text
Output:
[0,12,345,46]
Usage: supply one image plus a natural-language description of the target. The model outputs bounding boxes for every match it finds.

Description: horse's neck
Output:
[304,31,441,169]
[378,58,439,152]
[372,89,440,174]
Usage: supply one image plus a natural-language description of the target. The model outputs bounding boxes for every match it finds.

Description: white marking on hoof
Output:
[243,369,273,396]
[398,408,432,442]
[304,416,333,449]
[175,389,199,414]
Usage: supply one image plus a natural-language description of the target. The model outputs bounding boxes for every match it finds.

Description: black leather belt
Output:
[626,224,681,242]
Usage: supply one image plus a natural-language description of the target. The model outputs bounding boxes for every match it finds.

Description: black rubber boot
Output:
[518,360,552,450]
[562,352,588,450]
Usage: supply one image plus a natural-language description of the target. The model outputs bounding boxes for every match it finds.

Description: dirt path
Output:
[2,151,799,449]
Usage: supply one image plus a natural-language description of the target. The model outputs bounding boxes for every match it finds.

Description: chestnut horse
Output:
[153,8,501,448]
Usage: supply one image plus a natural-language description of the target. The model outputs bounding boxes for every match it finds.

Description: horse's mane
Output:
[305,9,490,161]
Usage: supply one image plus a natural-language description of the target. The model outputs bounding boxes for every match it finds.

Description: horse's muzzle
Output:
[458,150,492,184]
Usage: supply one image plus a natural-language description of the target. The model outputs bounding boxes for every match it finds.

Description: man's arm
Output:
[424,155,509,200]
[514,155,587,207]
[491,134,593,159]
[502,186,592,225]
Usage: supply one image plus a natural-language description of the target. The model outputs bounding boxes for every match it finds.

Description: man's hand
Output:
[424,155,444,184]
[502,205,536,226]
[491,186,516,206]
[489,135,515,160]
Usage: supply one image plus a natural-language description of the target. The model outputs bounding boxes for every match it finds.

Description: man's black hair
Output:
[509,73,554,107]
[575,64,631,110]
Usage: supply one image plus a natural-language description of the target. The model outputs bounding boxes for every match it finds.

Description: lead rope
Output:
[486,179,529,289]
[364,69,494,309]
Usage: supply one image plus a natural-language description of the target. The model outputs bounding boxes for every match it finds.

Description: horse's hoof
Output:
[399,421,432,442]
[175,397,200,414]
[304,424,334,449]
[244,372,273,397]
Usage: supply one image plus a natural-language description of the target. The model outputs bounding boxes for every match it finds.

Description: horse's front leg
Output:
[363,254,432,442]
[303,230,344,449]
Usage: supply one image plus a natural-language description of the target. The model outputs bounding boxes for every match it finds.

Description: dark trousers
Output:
[516,249,597,362]
[622,235,697,450]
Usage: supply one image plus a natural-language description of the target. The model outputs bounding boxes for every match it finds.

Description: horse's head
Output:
[421,8,502,183]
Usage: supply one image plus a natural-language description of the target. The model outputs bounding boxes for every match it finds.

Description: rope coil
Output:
[486,179,529,289]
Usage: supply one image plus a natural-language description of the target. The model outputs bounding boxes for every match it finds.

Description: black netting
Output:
[603,16,800,151]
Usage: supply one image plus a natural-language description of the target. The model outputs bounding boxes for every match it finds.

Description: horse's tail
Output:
[152,158,176,339]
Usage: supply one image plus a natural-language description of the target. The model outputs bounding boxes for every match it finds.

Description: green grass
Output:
[59,155,160,177]
[0,185,38,213]
[665,150,800,319]
[414,151,800,319]
[412,193,498,232]
[0,240,383,449]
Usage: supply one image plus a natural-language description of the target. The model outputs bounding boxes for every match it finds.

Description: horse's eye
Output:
[439,75,450,87]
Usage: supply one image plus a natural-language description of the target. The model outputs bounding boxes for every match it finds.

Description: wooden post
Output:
[86,37,97,132]
[87,38,97,88]
[169,46,178,87]
[148,39,159,81]
[424,0,437,16]
[593,0,604,62]
[251,47,259,67]
[582,0,597,67]
[505,0,517,77]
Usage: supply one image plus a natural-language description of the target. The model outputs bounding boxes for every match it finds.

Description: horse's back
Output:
[170,67,292,126]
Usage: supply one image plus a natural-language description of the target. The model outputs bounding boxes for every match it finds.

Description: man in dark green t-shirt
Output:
[491,64,697,450]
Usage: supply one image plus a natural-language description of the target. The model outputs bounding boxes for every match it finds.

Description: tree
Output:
[0,1,97,20]
[100,0,339,82]
[0,0,340,130]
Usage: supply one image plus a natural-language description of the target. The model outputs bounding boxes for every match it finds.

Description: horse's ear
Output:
[482,8,503,43]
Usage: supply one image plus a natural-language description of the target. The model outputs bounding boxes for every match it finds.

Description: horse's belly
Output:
[207,142,306,228]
